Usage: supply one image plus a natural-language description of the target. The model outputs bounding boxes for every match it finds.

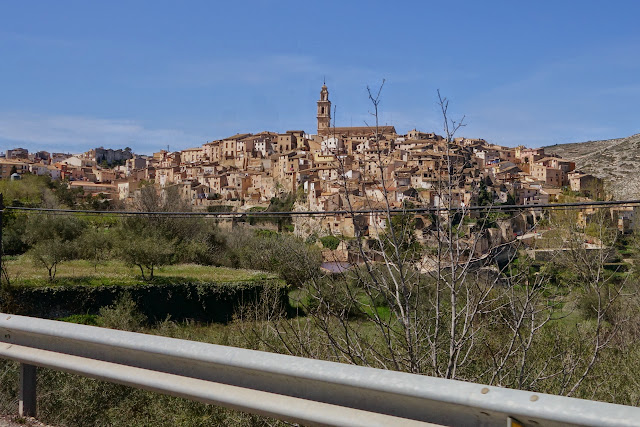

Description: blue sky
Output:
[1,0,639,154]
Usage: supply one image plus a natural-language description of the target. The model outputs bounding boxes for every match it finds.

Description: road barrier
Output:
[1,313,639,426]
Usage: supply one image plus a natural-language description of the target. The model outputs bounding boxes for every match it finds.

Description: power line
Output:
[3,199,640,218]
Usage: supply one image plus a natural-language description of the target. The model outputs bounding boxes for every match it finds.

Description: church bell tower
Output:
[317,82,331,135]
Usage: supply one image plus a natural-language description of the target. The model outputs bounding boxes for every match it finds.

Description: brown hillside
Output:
[545,133,640,200]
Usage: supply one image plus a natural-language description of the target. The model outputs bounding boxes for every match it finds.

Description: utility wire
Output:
[3,199,640,218]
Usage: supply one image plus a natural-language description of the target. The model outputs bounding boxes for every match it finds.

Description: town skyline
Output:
[2,80,610,240]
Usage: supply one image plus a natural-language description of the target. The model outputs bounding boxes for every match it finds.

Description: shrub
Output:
[98,294,146,332]
[58,314,99,325]
[219,228,322,285]
[320,235,340,250]
[576,286,620,323]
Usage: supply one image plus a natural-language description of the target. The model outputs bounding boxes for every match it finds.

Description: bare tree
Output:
[543,205,628,396]
[238,84,624,398]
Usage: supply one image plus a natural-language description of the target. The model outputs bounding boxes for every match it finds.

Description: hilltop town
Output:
[1,84,609,237]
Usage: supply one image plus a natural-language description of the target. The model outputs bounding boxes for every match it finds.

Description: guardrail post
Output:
[0,193,4,282]
[19,363,37,417]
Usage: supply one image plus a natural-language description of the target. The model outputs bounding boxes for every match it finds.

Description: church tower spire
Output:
[317,82,331,135]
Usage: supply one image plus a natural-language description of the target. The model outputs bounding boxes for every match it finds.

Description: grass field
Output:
[3,256,277,287]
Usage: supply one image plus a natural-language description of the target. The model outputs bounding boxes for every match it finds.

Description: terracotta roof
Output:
[224,133,252,141]
[321,125,396,135]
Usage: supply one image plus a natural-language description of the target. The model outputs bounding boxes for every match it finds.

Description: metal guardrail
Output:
[0,313,639,426]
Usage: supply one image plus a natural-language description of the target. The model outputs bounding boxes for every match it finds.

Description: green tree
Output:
[1,210,29,255]
[79,226,115,271]
[320,235,341,250]
[131,184,201,241]
[48,178,84,208]
[115,184,207,278]
[116,230,175,280]
[220,228,321,285]
[267,193,296,231]
[477,180,492,206]
[0,174,52,207]
[25,214,86,280]
[383,212,422,261]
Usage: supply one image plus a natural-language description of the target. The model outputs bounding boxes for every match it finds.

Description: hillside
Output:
[545,133,640,200]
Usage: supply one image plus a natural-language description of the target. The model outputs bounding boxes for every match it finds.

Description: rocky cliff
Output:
[545,133,640,200]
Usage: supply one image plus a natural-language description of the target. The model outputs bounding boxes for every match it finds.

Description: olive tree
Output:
[116,184,195,280]
[25,213,86,280]
[116,229,175,281]
[79,226,115,271]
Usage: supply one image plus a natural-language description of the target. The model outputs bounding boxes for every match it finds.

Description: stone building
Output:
[316,83,396,138]
[91,147,133,165]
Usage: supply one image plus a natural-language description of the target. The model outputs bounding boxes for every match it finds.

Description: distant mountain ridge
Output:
[544,133,640,200]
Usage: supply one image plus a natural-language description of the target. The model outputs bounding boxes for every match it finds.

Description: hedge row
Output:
[1,279,287,323]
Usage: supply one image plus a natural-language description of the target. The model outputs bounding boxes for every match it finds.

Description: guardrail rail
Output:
[1,313,639,426]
